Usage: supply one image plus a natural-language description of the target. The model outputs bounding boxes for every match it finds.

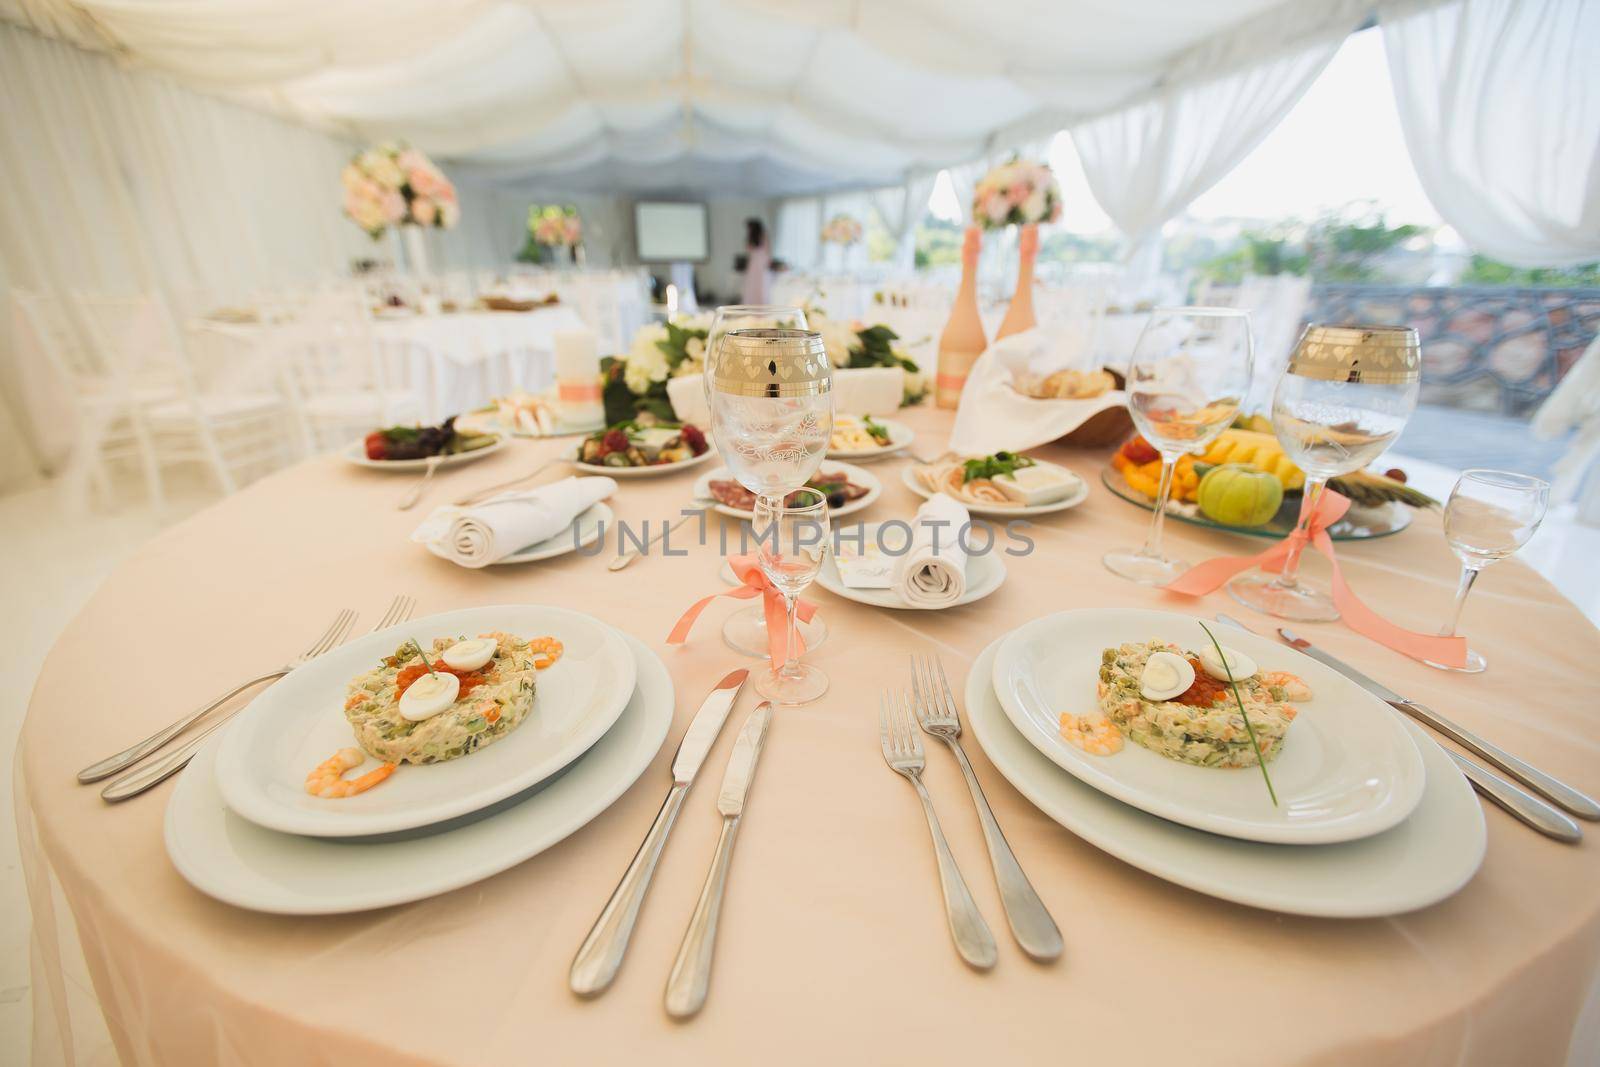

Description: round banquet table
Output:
[17,405,1600,1067]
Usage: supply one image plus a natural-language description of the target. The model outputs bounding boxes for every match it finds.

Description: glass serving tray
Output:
[1100,467,1412,542]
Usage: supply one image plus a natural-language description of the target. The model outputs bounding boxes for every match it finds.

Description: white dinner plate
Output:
[166,630,672,915]
[215,605,637,837]
[827,418,915,461]
[692,461,882,521]
[966,637,1483,917]
[814,521,1006,610]
[991,608,1426,845]
[900,460,1089,518]
[422,501,611,566]
[567,444,718,478]
[343,434,507,472]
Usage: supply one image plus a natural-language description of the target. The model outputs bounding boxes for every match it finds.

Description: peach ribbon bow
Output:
[1163,489,1467,668]
[667,554,817,669]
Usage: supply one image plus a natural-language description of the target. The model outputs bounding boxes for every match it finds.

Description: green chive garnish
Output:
[1199,622,1277,806]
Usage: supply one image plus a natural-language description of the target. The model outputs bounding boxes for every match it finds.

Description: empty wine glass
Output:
[1228,324,1421,621]
[1424,469,1549,673]
[1103,307,1253,585]
[752,488,831,704]
[703,322,833,656]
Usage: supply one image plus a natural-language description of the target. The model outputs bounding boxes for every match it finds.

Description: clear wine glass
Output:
[752,488,831,704]
[1103,307,1253,585]
[703,323,834,656]
[1228,325,1420,620]
[1423,469,1549,673]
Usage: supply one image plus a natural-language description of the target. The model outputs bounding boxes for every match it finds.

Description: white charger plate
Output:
[343,435,506,472]
[991,608,1426,845]
[814,521,1005,610]
[215,605,636,837]
[567,444,718,478]
[827,418,915,461]
[966,636,1483,917]
[693,461,882,521]
[166,630,672,915]
[901,459,1089,518]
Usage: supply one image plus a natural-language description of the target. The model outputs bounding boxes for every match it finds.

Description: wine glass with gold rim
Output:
[1104,306,1253,585]
[1227,324,1421,620]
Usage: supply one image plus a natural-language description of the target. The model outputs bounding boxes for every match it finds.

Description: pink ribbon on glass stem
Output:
[1163,488,1468,668]
[666,554,817,670]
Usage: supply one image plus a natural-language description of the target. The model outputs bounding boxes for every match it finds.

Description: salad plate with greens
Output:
[904,450,1088,517]
[567,419,715,477]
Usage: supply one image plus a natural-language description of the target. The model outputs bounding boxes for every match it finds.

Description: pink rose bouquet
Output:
[972,157,1062,230]
[820,214,864,245]
[341,143,459,239]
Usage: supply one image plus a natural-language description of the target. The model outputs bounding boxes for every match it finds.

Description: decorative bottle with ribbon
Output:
[995,223,1039,341]
[935,226,988,409]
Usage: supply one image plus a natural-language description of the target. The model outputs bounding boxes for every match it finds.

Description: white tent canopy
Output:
[2,0,1379,195]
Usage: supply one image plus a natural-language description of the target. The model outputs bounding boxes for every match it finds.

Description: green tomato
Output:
[1197,464,1284,527]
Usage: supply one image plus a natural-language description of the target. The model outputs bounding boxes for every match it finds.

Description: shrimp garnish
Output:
[526,636,563,669]
[1259,671,1312,702]
[304,748,396,799]
[1059,713,1124,756]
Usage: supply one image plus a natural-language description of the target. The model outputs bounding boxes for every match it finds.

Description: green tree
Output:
[1458,256,1600,286]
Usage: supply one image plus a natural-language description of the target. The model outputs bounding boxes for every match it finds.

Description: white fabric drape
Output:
[871,173,938,272]
[774,198,823,274]
[1070,18,1358,259]
[1381,0,1600,268]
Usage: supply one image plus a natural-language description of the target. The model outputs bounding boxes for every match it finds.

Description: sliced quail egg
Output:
[1140,651,1195,702]
[441,638,496,671]
[400,671,460,721]
[1197,645,1257,683]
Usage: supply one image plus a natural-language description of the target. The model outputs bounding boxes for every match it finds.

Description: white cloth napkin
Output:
[949,327,1126,456]
[410,476,615,567]
[891,493,970,608]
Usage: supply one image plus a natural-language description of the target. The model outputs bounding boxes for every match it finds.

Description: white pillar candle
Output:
[553,329,600,383]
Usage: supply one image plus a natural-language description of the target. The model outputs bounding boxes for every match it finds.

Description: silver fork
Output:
[879,690,997,970]
[77,606,359,784]
[98,596,414,802]
[396,455,442,510]
[453,457,565,506]
[911,654,1062,961]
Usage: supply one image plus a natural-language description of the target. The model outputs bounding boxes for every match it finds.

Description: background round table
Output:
[18,406,1600,1066]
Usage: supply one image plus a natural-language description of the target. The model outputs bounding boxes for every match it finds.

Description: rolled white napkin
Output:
[949,327,1126,456]
[410,476,615,567]
[891,493,970,608]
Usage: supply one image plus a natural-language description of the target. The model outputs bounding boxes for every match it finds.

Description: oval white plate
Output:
[693,461,882,521]
[343,435,506,472]
[814,521,1006,610]
[166,631,672,915]
[827,418,915,461]
[991,608,1426,845]
[215,605,637,837]
[901,460,1089,518]
[567,444,717,478]
[966,636,1483,917]
[424,502,612,567]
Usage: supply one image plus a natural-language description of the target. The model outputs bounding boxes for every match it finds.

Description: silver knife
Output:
[1277,627,1600,822]
[665,701,773,1019]
[569,668,750,996]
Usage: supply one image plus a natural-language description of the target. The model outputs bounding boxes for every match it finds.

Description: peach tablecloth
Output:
[17,406,1600,1066]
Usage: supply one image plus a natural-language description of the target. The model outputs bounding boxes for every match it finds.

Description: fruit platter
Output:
[1103,417,1437,542]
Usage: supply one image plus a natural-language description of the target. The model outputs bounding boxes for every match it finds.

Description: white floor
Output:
[1,463,1597,1064]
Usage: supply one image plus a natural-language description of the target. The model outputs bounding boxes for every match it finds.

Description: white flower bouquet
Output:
[972,157,1062,230]
[341,143,459,239]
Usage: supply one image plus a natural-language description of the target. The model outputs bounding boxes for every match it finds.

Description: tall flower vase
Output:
[935,226,988,409]
[995,223,1039,341]
[400,225,431,276]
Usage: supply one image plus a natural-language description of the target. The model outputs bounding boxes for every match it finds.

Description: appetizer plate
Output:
[166,631,672,915]
[991,608,1426,845]
[215,605,636,837]
[693,461,882,521]
[814,521,1006,610]
[827,418,915,461]
[901,461,1089,518]
[567,444,717,478]
[342,434,506,472]
[966,637,1483,918]
[1100,467,1412,541]
[480,502,611,566]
